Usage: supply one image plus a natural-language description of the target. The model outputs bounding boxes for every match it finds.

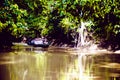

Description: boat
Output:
[27,38,50,48]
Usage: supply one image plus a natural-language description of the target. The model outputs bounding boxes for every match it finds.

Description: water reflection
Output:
[0,46,120,80]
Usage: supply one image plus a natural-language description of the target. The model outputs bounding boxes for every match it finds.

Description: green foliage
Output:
[0,0,29,48]
[0,0,28,37]
[0,0,119,48]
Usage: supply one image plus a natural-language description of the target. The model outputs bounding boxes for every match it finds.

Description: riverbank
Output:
[12,42,120,55]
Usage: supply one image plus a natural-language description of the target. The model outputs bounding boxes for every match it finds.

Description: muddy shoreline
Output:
[12,42,120,55]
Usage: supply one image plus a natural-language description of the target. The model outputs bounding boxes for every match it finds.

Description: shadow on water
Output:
[92,54,120,79]
[0,44,120,80]
[0,65,10,80]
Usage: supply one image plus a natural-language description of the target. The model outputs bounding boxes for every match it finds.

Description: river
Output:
[0,44,120,80]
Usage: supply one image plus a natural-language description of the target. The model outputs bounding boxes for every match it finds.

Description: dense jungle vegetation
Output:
[0,0,120,50]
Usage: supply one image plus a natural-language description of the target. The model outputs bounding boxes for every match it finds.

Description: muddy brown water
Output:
[0,44,120,80]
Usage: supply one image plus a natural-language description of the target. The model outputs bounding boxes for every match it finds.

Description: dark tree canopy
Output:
[0,0,120,50]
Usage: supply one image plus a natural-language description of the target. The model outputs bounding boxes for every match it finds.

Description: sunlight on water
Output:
[0,46,120,80]
[73,20,95,80]
[72,53,94,80]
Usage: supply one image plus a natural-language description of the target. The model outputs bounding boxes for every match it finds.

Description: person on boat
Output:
[22,36,27,43]
[41,36,48,44]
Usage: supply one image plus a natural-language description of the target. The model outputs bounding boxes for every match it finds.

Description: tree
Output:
[0,0,28,48]
[0,0,119,49]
